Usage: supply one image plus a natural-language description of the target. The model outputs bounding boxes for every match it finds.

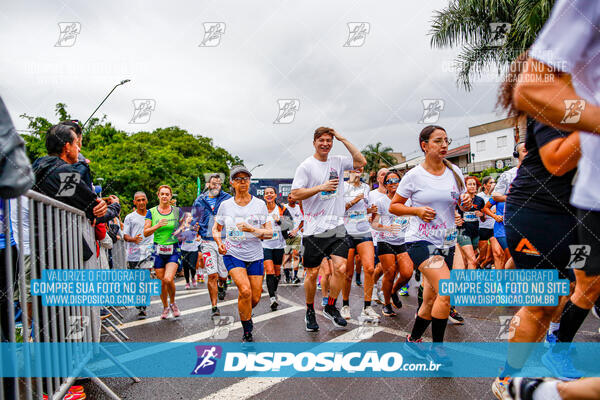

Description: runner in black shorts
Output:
[476,176,495,268]
[390,125,472,366]
[456,176,485,270]
[291,127,366,331]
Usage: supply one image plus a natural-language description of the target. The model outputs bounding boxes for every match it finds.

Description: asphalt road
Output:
[83,275,600,400]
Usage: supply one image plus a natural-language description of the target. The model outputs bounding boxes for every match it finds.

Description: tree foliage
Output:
[20,104,243,214]
[430,0,554,90]
[362,142,397,173]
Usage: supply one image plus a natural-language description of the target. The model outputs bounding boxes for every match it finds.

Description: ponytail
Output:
[442,159,464,192]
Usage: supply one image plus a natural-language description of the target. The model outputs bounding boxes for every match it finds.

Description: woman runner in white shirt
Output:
[390,125,472,366]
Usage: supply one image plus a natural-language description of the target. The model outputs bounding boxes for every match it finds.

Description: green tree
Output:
[362,142,397,173]
[430,0,554,90]
[21,104,243,214]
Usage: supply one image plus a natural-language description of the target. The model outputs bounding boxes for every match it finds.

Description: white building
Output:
[467,116,525,172]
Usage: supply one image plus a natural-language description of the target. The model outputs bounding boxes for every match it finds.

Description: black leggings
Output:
[181,250,199,283]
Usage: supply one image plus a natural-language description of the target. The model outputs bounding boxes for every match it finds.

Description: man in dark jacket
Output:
[192,173,231,316]
[32,124,120,222]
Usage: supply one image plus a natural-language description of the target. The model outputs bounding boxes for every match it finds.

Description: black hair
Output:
[481,176,493,186]
[263,186,284,209]
[46,124,76,156]
[382,170,400,184]
[59,120,82,136]
[418,125,464,191]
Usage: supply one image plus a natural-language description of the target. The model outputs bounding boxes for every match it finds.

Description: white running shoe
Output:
[361,306,380,321]
[340,305,351,320]
[376,290,385,304]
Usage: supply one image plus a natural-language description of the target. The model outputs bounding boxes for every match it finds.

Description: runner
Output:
[475,176,495,269]
[390,125,471,365]
[123,191,154,318]
[456,176,485,270]
[368,168,388,302]
[511,0,600,387]
[370,170,412,317]
[175,212,200,290]
[192,173,231,316]
[213,166,272,342]
[262,186,293,311]
[282,193,304,284]
[143,185,183,319]
[290,126,366,331]
[340,166,378,321]
[490,49,583,397]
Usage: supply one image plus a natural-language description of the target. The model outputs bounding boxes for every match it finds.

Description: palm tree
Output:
[430,0,554,90]
[362,142,397,173]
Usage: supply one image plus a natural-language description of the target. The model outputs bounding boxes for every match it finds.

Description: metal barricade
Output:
[0,190,108,400]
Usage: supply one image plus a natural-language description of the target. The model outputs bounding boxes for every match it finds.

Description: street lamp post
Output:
[249,163,264,173]
[82,79,131,129]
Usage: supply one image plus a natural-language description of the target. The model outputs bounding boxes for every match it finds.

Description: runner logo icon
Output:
[344,22,370,47]
[561,100,586,124]
[55,22,81,47]
[199,22,226,47]
[274,99,300,124]
[192,345,223,375]
[57,172,81,197]
[567,245,591,269]
[419,99,444,124]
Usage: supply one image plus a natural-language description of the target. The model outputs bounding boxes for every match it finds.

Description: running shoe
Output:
[399,285,409,296]
[305,308,319,332]
[391,292,402,309]
[592,303,600,319]
[361,306,380,321]
[185,283,191,290]
[448,306,464,325]
[270,296,279,311]
[321,297,328,307]
[64,394,86,400]
[404,335,428,360]
[226,277,232,285]
[340,305,351,320]
[292,277,301,284]
[199,275,205,284]
[192,280,197,289]
[376,290,385,305]
[541,349,582,381]
[218,285,226,301]
[323,305,348,328]
[170,303,181,318]
[382,304,396,317]
[508,377,546,400]
[427,344,453,367]
[242,332,253,342]
[137,309,147,319]
[160,307,170,319]
[211,306,220,317]
[492,376,511,400]
[543,329,558,348]
[355,274,362,287]
[68,386,84,394]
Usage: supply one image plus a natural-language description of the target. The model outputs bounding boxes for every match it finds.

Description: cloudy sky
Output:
[1,0,506,178]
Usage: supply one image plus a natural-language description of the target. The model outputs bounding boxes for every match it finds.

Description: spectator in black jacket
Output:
[32,124,120,222]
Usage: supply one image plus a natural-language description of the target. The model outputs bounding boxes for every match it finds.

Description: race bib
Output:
[157,244,174,255]
[226,226,245,241]
[394,217,410,232]
[463,211,478,222]
[320,189,337,200]
[272,230,280,240]
[349,211,367,222]
[443,228,458,248]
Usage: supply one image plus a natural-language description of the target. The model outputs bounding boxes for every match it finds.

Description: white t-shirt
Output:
[285,203,304,233]
[396,164,465,248]
[123,211,154,262]
[476,192,495,230]
[530,0,600,210]
[262,205,286,249]
[375,195,410,246]
[343,182,372,237]
[493,167,518,197]
[291,155,354,236]
[368,189,387,245]
[180,229,200,252]
[215,196,269,261]
[9,197,29,256]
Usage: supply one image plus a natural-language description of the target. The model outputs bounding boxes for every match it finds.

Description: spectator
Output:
[32,124,120,223]
[59,120,93,189]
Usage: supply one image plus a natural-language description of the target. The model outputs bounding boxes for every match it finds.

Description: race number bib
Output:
[463,211,478,222]
[349,211,367,222]
[157,244,174,255]
[320,189,337,200]
[226,226,245,241]
[272,230,280,240]
[443,228,458,248]
[394,217,410,232]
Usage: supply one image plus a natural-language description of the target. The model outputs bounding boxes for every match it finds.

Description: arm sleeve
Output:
[530,0,598,74]
[291,164,308,190]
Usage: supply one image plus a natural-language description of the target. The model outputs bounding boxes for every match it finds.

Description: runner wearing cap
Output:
[213,165,272,342]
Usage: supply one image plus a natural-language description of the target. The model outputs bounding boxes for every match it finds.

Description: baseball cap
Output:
[229,165,252,181]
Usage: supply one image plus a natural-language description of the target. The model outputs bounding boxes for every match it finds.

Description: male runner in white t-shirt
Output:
[291,126,366,331]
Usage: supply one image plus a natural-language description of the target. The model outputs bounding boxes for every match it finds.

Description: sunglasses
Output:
[385,178,400,184]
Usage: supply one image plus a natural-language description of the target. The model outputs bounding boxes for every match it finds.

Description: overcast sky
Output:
[1,0,506,178]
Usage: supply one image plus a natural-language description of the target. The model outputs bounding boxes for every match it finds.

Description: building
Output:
[466,116,526,173]
[445,144,470,173]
